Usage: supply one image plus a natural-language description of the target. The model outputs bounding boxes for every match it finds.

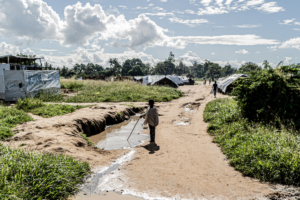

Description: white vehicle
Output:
[0,55,61,101]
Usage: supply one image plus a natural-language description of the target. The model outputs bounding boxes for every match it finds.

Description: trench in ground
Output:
[72,116,150,200]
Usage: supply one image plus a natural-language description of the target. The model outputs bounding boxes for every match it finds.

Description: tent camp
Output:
[0,55,61,101]
[217,74,249,93]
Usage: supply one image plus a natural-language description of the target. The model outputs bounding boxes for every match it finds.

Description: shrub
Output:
[232,65,300,129]
[205,98,300,185]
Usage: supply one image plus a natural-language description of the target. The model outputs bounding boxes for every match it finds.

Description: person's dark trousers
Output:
[149,125,155,143]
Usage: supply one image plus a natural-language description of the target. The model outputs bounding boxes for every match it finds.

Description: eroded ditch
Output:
[89,116,149,150]
[72,116,150,200]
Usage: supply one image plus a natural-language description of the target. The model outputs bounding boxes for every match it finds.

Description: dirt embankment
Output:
[4,105,145,166]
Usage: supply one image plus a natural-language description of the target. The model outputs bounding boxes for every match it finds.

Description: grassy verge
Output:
[80,133,94,146]
[204,98,300,185]
[41,80,183,103]
[0,106,33,140]
[0,144,90,200]
[17,98,87,118]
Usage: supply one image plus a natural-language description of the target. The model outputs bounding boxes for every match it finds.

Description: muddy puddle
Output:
[89,116,149,150]
[184,103,200,112]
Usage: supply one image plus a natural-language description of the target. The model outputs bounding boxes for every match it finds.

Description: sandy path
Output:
[118,84,272,199]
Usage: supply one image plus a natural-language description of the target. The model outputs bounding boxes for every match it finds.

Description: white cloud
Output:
[185,9,195,14]
[0,42,20,55]
[40,49,58,52]
[197,6,229,15]
[0,0,62,41]
[118,5,127,9]
[143,12,174,16]
[22,48,36,56]
[294,28,300,31]
[235,49,249,54]
[201,0,213,6]
[234,24,262,28]
[284,57,293,64]
[256,2,284,13]
[267,45,277,51]
[212,52,216,55]
[255,51,260,54]
[168,17,209,27]
[279,38,300,50]
[171,34,279,46]
[136,6,148,9]
[294,22,300,26]
[279,18,296,25]
[160,0,167,2]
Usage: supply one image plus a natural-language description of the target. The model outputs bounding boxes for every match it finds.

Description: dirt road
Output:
[107,84,272,199]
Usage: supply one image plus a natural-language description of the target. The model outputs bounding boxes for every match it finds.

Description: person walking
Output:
[204,79,206,85]
[212,81,218,98]
[209,79,211,85]
[140,99,159,145]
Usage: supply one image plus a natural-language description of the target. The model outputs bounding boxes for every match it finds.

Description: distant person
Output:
[140,99,159,146]
[204,79,206,85]
[209,79,211,84]
[212,81,218,98]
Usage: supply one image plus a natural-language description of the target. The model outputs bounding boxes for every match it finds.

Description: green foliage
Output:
[0,144,90,199]
[232,65,300,129]
[0,106,33,140]
[17,98,86,118]
[205,98,300,185]
[236,62,262,75]
[80,133,94,146]
[60,81,84,90]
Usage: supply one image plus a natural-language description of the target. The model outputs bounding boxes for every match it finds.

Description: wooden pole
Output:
[127,119,140,141]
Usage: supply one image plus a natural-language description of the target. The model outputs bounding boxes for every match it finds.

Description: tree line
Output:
[37,52,277,79]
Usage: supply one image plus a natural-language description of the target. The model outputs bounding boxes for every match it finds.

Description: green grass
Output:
[204,98,300,185]
[17,98,87,118]
[0,106,33,140]
[0,144,90,200]
[80,133,94,146]
[40,80,183,103]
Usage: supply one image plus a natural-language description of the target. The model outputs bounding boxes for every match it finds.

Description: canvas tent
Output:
[2,70,60,101]
[217,74,249,93]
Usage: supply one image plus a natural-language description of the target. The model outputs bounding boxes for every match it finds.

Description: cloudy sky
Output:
[0,0,299,68]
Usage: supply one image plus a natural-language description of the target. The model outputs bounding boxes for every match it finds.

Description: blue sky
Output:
[0,0,299,68]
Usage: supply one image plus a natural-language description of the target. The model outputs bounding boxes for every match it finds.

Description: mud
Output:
[3,105,146,166]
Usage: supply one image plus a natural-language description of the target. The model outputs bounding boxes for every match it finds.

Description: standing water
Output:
[89,116,149,150]
[70,116,150,200]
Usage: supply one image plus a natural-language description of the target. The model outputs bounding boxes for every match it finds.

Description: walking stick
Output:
[127,118,140,141]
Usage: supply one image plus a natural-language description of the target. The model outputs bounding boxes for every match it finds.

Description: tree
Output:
[263,60,270,69]
[109,58,122,76]
[128,65,144,76]
[237,62,262,74]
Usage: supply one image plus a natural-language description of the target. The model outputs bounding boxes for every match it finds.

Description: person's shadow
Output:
[142,143,160,154]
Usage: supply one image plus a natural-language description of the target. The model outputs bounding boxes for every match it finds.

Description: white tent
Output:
[217,74,249,93]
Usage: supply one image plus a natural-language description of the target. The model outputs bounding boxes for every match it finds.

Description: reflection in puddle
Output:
[176,122,190,126]
[89,116,150,150]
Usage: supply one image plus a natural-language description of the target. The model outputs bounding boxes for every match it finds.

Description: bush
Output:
[60,80,84,91]
[232,65,300,129]
[205,98,300,185]
[0,144,90,199]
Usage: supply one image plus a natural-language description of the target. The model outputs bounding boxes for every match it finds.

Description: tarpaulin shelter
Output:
[3,70,61,101]
[0,55,60,101]
[217,74,249,93]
